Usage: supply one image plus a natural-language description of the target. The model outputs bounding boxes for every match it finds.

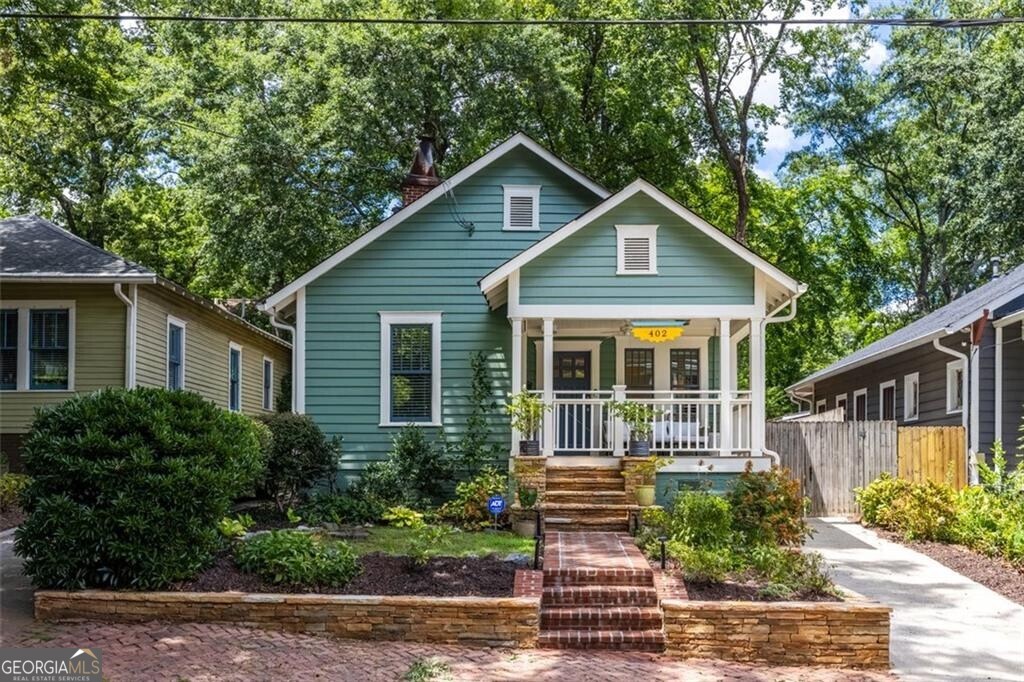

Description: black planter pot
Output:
[628,439,651,456]
[519,439,541,456]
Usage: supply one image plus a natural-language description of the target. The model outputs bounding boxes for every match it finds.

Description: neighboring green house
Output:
[262,133,805,486]
[0,215,291,469]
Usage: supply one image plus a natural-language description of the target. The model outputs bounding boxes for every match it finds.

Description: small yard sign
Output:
[487,494,505,530]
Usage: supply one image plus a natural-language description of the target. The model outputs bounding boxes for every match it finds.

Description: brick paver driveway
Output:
[19,621,896,681]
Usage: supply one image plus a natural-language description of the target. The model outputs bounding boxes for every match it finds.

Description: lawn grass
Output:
[347,526,535,559]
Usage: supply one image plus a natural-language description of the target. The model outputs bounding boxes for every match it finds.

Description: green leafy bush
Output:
[671,491,733,549]
[726,466,809,546]
[855,473,913,528]
[436,467,507,529]
[389,425,453,505]
[665,541,734,583]
[348,459,405,514]
[953,486,1024,565]
[0,472,30,512]
[234,531,360,587]
[218,514,255,539]
[407,523,456,567]
[894,480,958,541]
[299,493,379,526]
[382,506,425,528]
[15,388,264,589]
[977,441,1024,499]
[458,351,496,474]
[258,413,341,510]
[748,545,835,599]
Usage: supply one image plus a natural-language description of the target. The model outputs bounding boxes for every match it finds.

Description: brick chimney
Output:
[400,132,441,205]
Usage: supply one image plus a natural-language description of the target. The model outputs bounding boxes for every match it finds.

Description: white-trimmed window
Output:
[946,359,964,414]
[502,185,540,231]
[166,315,186,390]
[262,356,274,411]
[904,372,920,422]
[879,380,896,421]
[815,398,827,414]
[616,224,658,274]
[380,312,442,426]
[835,393,848,419]
[228,342,242,412]
[0,301,75,391]
[853,388,867,421]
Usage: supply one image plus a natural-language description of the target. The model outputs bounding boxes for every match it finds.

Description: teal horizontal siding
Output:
[304,147,600,486]
[520,195,754,305]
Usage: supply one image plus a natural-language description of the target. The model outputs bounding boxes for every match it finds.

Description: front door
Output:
[553,351,592,452]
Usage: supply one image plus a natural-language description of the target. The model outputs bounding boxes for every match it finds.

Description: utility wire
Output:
[1,12,1022,28]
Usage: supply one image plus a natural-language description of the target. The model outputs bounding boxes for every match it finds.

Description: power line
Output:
[0,12,1022,28]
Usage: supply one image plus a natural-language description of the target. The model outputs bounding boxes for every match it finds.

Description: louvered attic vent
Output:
[616,225,658,274]
[503,185,540,231]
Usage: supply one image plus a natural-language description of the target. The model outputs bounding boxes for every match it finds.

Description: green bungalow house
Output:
[261,133,805,505]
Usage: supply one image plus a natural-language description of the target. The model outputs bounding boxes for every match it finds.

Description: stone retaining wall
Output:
[35,591,540,648]
[662,595,890,668]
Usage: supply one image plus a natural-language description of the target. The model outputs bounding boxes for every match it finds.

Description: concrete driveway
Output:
[806,518,1024,682]
[0,527,35,645]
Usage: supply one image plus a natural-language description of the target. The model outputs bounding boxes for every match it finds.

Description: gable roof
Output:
[478,179,804,298]
[261,133,611,311]
[1,214,156,282]
[789,261,1024,393]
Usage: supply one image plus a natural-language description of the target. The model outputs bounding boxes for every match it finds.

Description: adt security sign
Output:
[487,495,506,515]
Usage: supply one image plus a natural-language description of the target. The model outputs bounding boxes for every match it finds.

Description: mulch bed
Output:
[0,506,25,532]
[876,529,1024,607]
[172,551,517,597]
[683,579,841,602]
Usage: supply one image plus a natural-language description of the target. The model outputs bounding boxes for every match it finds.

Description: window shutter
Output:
[508,195,535,229]
[622,236,652,272]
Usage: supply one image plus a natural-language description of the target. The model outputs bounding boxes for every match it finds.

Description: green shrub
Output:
[954,486,1024,565]
[892,480,958,541]
[0,472,30,512]
[382,506,425,528]
[234,531,360,587]
[15,388,264,589]
[407,523,456,567]
[436,467,507,529]
[348,459,406,514]
[856,473,913,528]
[748,545,835,598]
[726,466,809,547]
[665,541,734,583]
[299,493,379,526]
[458,351,496,475]
[977,440,1024,500]
[258,413,341,510]
[218,514,255,539]
[670,491,733,549]
[389,425,453,505]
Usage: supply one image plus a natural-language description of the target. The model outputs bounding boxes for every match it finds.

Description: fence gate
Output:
[766,421,898,516]
[896,425,967,489]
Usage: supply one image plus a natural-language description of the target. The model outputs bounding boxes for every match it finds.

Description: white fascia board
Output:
[262,133,610,311]
[994,307,1024,327]
[479,179,802,296]
[944,287,1024,333]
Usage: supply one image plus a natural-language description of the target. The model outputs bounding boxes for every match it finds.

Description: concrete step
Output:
[543,490,628,504]
[540,606,664,631]
[542,585,659,607]
[537,628,666,651]
[542,567,654,587]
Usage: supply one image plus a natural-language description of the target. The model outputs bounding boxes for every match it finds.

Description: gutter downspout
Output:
[759,287,806,467]
[265,307,297,413]
[113,283,137,388]
[932,337,975,485]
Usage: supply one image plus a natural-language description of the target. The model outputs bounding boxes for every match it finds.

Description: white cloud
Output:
[864,40,888,71]
[763,121,795,152]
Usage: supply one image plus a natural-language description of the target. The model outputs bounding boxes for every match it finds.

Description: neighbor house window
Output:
[816,399,827,414]
[502,185,540,231]
[853,388,867,421]
[904,372,920,421]
[880,380,896,421]
[624,348,654,394]
[946,360,964,414]
[380,312,442,426]
[670,348,700,391]
[836,394,848,419]
[0,309,16,390]
[228,343,242,412]
[167,316,186,390]
[29,309,70,390]
[616,225,658,274]
[262,357,273,411]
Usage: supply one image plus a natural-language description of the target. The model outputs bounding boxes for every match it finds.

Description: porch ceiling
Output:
[523,317,732,337]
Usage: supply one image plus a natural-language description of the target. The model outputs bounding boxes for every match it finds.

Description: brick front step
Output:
[542,585,659,607]
[543,567,654,587]
[543,490,628,504]
[538,628,666,651]
[540,606,664,630]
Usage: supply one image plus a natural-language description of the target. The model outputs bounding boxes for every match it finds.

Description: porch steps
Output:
[542,465,630,532]
[545,516,633,532]
[544,490,627,504]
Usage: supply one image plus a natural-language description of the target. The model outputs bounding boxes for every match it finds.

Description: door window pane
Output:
[29,309,69,390]
[624,348,654,392]
[670,348,700,391]
[0,309,16,390]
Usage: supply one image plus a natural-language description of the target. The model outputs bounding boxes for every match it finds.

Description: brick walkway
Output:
[543,531,648,570]
[18,620,897,681]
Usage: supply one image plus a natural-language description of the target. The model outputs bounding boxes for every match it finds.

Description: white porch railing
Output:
[526,389,752,455]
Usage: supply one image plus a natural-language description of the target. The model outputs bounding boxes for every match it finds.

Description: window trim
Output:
[262,355,274,411]
[379,311,442,427]
[166,315,187,390]
[815,398,827,414]
[946,359,964,414]
[835,393,848,419]
[852,388,868,421]
[903,372,920,422]
[615,224,659,275]
[0,300,76,392]
[502,185,541,231]
[228,342,242,412]
[879,379,896,421]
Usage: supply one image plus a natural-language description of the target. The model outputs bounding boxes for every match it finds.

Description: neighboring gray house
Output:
[788,262,1024,472]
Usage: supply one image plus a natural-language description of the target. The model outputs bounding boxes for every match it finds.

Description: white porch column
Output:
[719,319,732,455]
[750,319,765,455]
[542,318,555,456]
[510,317,524,452]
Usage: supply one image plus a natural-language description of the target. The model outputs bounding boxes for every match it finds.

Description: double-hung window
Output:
[262,357,273,411]
[0,309,17,390]
[228,343,242,412]
[0,303,74,391]
[904,372,920,421]
[946,360,964,414]
[879,380,896,421]
[669,348,700,391]
[167,316,186,390]
[624,348,654,398]
[380,312,441,426]
[29,309,70,390]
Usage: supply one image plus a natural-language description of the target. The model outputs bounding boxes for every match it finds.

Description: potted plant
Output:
[513,485,539,537]
[607,400,661,455]
[507,391,548,456]
[625,455,673,506]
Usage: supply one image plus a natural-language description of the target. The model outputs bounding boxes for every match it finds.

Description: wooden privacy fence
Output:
[765,422,966,516]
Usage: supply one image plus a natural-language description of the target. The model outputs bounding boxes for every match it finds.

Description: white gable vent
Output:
[616,225,658,274]
[503,185,540,231]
